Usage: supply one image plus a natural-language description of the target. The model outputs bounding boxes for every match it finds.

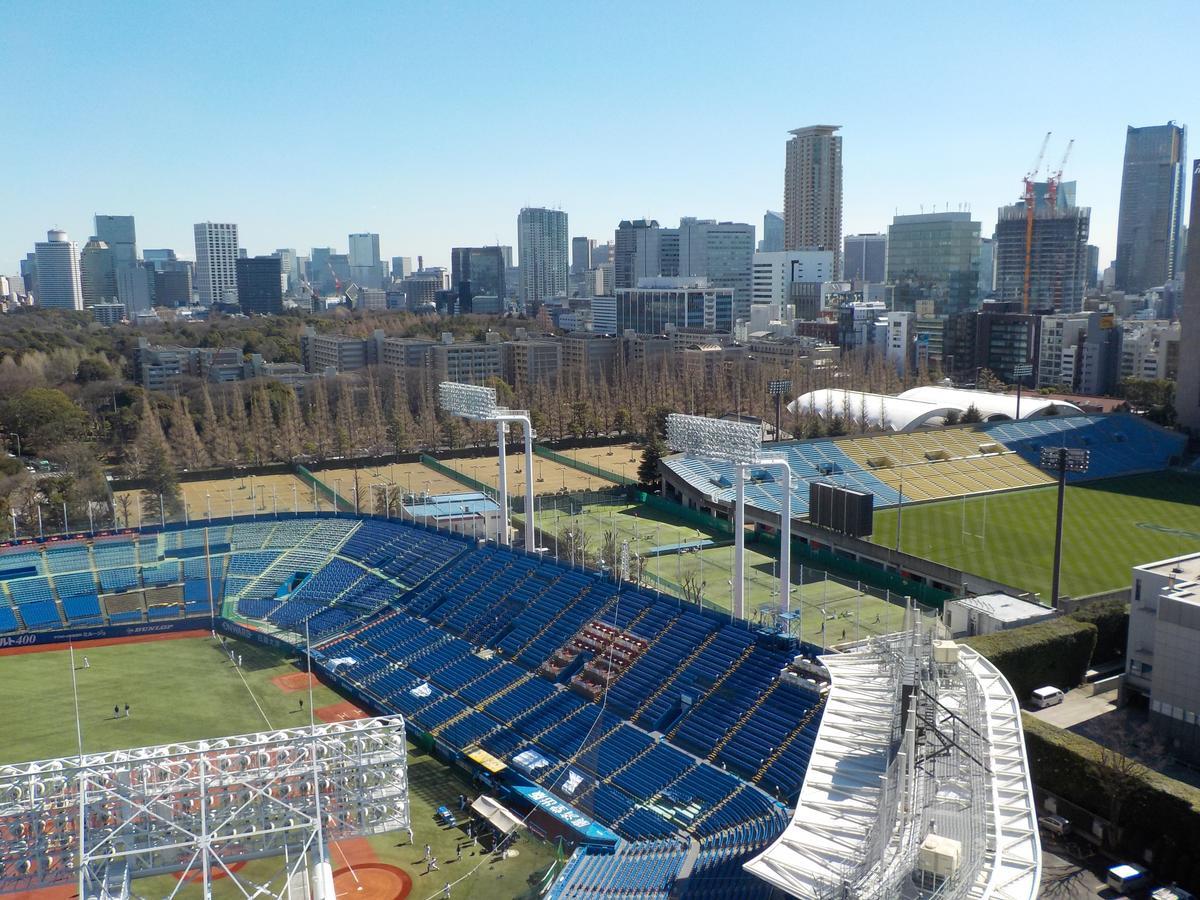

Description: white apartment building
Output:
[33,229,83,310]
[193,222,239,306]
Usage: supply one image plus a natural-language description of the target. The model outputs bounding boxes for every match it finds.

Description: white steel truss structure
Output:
[744,610,1040,899]
[0,716,409,898]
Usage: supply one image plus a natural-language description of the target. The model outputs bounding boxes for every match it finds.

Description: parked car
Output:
[1037,814,1070,836]
[1030,686,1065,708]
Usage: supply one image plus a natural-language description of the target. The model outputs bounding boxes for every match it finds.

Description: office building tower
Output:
[391,256,414,279]
[1115,122,1187,292]
[614,219,661,289]
[20,253,38,300]
[154,269,192,307]
[194,222,240,306]
[90,302,126,326]
[616,279,733,335]
[591,242,612,267]
[761,210,785,252]
[236,256,284,315]
[451,246,507,313]
[329,254,351,292]
[979,237,996,298]
[1086,244,1100,289]
[273,248,300,290]
[669,219,755,322]
[752,250,833,317]
[1176,158,1200,431]
[94,215,137,269]
[784,125,843,275]
[843,233,887,283]
[517,207,568,309]
[887,212,981,315]
[993,183,1090,313]
[117,265,154,314]
[33,229,83,310]
[1037,311,1117,395]
[349,232,383,288]
[572,237,596,274]
[143,249,178,272]
[80,238,117,302]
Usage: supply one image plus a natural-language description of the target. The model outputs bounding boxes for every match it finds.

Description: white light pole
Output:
[666,413,760,621]
[439,382,535,550]
[757,454,794,619]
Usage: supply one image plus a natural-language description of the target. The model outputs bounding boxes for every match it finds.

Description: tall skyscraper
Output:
[451,246,507,312]
[517,207,568,309]
[760,211,784,252]
[236,256,284,315]
[993,183,1090,314]
[391,256,414,279]
[843,233,887,282]
[614,220,661,289]
[1115,122,1187,292]
[669,219,755,321]
[80,238,117,302]
[33,230,83,310]
[886,213,981,315]
[348,233,383,288]
[571,236,596,274]
[784,125,843,276]
[1175,159,1200,431]
[94,215,138,269]
[193,222,240,306]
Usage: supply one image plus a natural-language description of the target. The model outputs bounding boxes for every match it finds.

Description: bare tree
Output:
[680,572,706,606]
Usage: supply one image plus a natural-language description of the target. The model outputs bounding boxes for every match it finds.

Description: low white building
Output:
[942,592,1057,638]
[401,491,501,542]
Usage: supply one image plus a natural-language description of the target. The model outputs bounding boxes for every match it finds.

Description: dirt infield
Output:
[271,671,319,693]
[332,863,412,899]
[317,700,369,723]
[0,628,210,657]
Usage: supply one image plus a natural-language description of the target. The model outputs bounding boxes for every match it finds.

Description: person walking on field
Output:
[114,704,119,719]
[124,703,130,718]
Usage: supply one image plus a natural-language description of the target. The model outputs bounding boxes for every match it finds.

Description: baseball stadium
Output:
[0,384,1188,899]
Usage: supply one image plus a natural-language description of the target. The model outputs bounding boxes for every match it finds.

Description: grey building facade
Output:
[1115,123,1187,292]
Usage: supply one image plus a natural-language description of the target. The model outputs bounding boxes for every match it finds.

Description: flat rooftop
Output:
[953,592,1055,624]
[1136,552,1200,583]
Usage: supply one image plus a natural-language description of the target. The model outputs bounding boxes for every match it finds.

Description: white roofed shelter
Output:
[789,386,1083,432]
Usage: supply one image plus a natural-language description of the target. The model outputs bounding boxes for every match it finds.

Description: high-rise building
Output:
[391,256,414,279]
[571,237,596,274]
[194,222,240,306]
[615,279,734,335]
[94,215,138,269]
[614,219,660,290]
[80,238,117,302]
[670,219,755,322]
[33,229,83,310]
[1115,122,1187,292]
[843,233,887,283]
[979,237,996,298]
[154,269,192,307]
[1085,244,1101,289]
[886,213,981,315]
[784,125,843,276]
[1175,158,1200,432]
[752,250,833,317]
[348,233,383,288]
[993,183,1090,313]
[236,256,284,315]
[451,247,506,313]
[117,265,154,314]
[517,207,568,309]
[273,248,300,291]
[143,249,178,271]
[20,253,38,300]
[760,211,784,252]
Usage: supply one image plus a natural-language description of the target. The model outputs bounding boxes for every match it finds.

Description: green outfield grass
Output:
[0,635,555,899]
[870,472,1200,600]
[529,499,908,644]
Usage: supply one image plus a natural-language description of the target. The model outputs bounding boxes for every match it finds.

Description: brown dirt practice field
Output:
[317,700,370,722]
[441,451,620,496]
[114,473,316,526]
[309,462,466,507]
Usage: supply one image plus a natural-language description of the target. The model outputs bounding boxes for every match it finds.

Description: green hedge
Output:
[962,617,1097,700]
[1067,598,1129,666]
[1023,715,1200,888]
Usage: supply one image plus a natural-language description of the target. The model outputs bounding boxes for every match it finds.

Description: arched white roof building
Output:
[788,387,1084,432]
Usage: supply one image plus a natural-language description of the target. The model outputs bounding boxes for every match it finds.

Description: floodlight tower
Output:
[667,414,773,621]
[438,382,535,549]
[1039,446,1089,608]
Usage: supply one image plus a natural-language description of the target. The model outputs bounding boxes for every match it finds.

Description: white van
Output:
[1107,863,1150,893]
[1030,686,1064,709]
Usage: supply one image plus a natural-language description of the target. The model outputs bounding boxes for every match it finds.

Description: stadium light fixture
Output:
[1013,362,1033,419]
[439,382,535,549]
[667,414,764,620]
[768,379,792,443]
[1039,446,1090,607]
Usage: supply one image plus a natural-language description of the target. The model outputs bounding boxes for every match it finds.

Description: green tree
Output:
[960,404,983,424]
[638,436,667,489]
[1,387,88,455]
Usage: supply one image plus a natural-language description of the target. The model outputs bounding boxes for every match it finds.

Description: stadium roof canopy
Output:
[788,386,1084,432]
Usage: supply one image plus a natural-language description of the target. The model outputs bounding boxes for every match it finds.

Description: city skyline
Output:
[3,1,1198,277]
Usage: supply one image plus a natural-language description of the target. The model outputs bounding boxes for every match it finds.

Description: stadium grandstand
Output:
[660,412,1185,525]
[0,513,831,896]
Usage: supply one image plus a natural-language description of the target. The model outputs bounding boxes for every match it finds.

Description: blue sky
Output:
[3,0,1197,274]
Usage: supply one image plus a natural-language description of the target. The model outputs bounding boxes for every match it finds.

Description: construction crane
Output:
[1046,139,1074,212]
[1022,131,1052,314]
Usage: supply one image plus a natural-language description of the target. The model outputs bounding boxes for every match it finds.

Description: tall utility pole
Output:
[1039,447,1089,607]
